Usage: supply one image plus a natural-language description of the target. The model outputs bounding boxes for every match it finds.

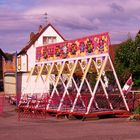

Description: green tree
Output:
[115,32,140,87]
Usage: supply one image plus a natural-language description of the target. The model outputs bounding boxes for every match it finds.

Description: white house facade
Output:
[17,24,65,95]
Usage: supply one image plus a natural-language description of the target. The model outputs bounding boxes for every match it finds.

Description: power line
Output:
[0,13,44,17]
[0,13,49,25]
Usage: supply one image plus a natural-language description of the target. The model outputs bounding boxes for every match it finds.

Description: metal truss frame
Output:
[24,53,129,115]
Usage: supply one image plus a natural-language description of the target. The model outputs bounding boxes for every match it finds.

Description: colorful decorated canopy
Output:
[36,32,110,62]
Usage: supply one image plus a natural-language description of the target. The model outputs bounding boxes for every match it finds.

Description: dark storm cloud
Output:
[109,2,124,13]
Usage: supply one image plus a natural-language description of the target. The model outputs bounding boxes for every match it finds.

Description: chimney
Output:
[38,25,43,32]
[30,32,35,40]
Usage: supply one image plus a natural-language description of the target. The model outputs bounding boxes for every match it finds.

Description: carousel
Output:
[18,32,129,119]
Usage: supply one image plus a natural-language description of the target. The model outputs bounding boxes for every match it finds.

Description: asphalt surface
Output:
[0,100,140,140]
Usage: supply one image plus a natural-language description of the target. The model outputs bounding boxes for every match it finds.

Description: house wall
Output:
[37,26,64,46]
[0,55,3,91]
[4,73,16,95]
[19,73,49,95]
[0,55,2,76]
[3,56,17,95]
[17,54,28,72]
[17,73,22,94]
[27,45,35,71]
[109,44,120,63]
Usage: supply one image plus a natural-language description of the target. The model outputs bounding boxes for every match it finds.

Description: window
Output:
[17,56,21,70]
[43,36,56,45]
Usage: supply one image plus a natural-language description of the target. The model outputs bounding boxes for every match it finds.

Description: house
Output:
[3,53,17,95]
[17,23,65,95]
[109,44,120,62]
[0,49,7,91]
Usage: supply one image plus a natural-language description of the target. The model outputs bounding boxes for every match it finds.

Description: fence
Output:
[0,94,5,114]
[127,90,140,112]
[0,93,16,115]
[17,92,130,120]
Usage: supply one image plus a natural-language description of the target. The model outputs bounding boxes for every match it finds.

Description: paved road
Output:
[0,101,140,140]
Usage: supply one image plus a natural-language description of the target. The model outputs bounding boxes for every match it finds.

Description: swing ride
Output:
[18,32,130,119]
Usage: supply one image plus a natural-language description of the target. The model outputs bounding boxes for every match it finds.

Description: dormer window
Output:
[43,36,56,45]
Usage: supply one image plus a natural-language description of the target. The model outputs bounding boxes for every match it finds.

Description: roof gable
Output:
[18,23,65,55]
[0,48,7,59]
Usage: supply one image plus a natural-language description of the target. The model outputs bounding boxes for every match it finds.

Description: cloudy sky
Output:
[0,0,140,52]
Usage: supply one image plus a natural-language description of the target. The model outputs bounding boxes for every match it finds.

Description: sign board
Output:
[36,32,110,62]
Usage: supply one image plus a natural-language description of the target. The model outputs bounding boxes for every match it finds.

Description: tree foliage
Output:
[115,32,140,87]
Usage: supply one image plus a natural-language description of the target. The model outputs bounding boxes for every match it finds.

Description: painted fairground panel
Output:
[36,32,110,62]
